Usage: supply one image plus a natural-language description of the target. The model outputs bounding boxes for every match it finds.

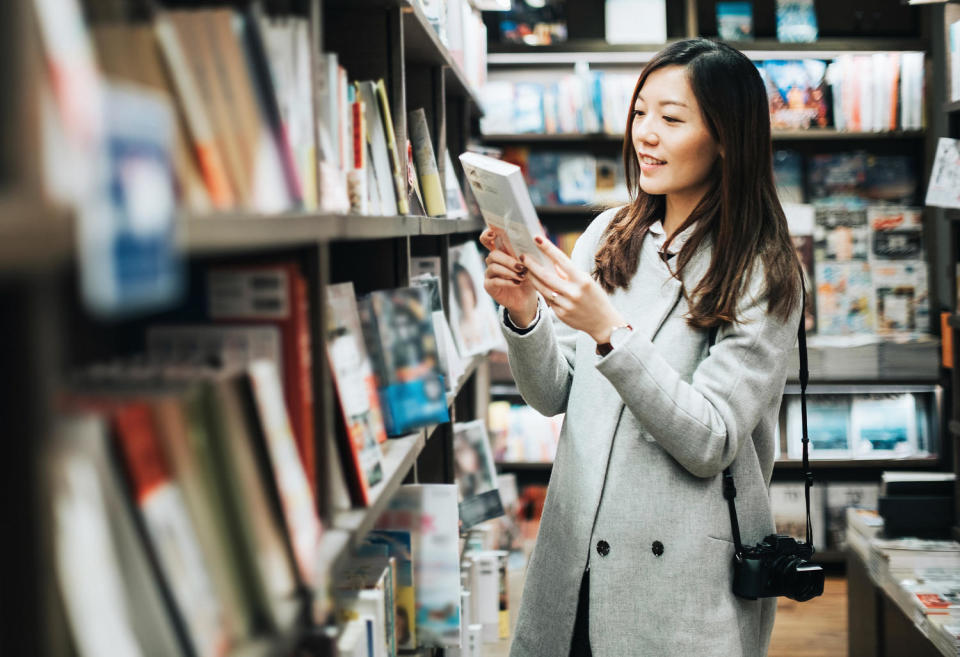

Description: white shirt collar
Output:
[648,220,696,255]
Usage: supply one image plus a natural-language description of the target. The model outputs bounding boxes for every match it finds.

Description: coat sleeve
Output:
[595,271,801,478]
[498,209,617,417]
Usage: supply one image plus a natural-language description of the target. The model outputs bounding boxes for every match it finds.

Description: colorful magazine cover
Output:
[716,1,754,41]
[325,282,387,503]
[872,261,929,335]
[453,419,505,529]
[366,530,417,650]
[815,262,874,335]
[774,150,804,203]
[763,59,829,130]
[358,287,450,436]
[775,0,818,43]
[864,155,917,204]
[813,207,869,262]
[868,206,924,261]
[806,152,867,206]
[786,394,852,459]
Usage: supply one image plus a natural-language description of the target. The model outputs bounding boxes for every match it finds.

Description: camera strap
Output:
[714,296,813,559]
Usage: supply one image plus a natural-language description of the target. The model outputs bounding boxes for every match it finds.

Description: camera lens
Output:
[773,556,825,602]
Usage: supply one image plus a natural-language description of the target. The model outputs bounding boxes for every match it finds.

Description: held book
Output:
[458,151,547,266]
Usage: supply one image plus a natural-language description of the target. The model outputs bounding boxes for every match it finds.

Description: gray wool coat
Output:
[501,207,801,657]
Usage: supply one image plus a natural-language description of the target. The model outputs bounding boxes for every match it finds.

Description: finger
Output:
[485,278,526,294]
[524,270,573,311]
[534,235,580,280]
[522,254,576,297]
[485,262,524,284]
[479,229,498,250]
[485,249,524,273]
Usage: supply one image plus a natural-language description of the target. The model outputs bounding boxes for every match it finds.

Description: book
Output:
[112,402,230,657]
[147,324,283,376]
[814,262,874,335]
[411,273,466,392]
[325,282,387,506]
[768,481,826,548]
[604,0,666,44]
[406,139,427,217]
[50,414,185,657]
[447,241,504,357]
[775,0,818,43]
[207,263,316,494]
[851,393,920,458]
[375,484,462,648]
[358,287,451,435]
[453,419,505,529]
[336,554,396,657]
[356,81,399,215]
[786,394,852,459]
[926,138,960,210]
[375,79,410,215]
[868,207,924,261]
[556,154,596,205]
[763,60,829,131]
[459,151,547,266]
[824,483,879,550]
[407,108,446,217]
[806,152,867,206]
[813,207,869,262]
[872,261,929,335]
[366,530,417,650]
[773,150,804,203]
[245,361,323,584]
[717,2,754,41]
[443,149,469,219]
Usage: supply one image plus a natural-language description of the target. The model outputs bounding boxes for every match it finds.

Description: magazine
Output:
[851,393,919,458]
[453,419,505,529]
[786,394,852,459]
[813,206,869,262]
[926,137,960,210]
[459,151,548,266]
[447,241,504,357]
[815,262,874,335]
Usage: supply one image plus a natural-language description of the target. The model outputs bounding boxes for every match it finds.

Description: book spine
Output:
[375,79,410,215]
[407,109,446,217]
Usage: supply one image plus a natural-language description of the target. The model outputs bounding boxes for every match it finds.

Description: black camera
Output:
[731,534,824,602]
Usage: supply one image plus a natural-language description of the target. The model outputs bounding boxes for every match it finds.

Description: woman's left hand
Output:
[521,236,628,344]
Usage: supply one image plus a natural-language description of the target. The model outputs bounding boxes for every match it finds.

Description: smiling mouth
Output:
[640,155,666,165]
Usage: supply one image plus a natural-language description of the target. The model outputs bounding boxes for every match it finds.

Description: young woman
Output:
[479,39,802,657]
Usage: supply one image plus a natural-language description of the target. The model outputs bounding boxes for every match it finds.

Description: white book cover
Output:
[447,241,505,357]
[926,138,960,210]
[358,81,399,215]
[605,0,666,44]
[459,152,548,267]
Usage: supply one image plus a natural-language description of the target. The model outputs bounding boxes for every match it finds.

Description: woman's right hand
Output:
[479,228,539,326]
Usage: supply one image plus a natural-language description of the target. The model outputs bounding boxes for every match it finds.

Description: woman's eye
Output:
[663,116,681,123]
[633,110,645,118]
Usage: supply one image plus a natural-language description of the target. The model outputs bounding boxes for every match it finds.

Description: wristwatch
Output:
[595,323,633,356]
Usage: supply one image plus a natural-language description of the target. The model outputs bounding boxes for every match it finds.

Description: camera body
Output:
[732,534,825,602]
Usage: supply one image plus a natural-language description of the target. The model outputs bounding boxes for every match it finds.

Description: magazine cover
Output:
[556,154,596,205]
[774,150,804,203]
[453,419,505,529]
[716,1,753,40]
[325,282,387,503]
[769,482,826,547]
[411,273,465,392]
[366,530,417,650]
[358,287,450,435]
[775,0,818,43]
[448,241,504,357]
[786,394,852,459]
[925,137,960,209]
[872,261,929,335]
[851,393,919,458]
[813,207,869,262]
[864,155,917,204]
[375,484,462,648]
[806,152,867,206]
[824,483,879,550]
[815,262,874,334]
[791,234,818,332]
[868,206,924,261]
[763,60,829,130]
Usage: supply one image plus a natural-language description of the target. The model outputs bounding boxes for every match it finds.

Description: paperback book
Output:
[447,241,504,357]
[453,419,505,529]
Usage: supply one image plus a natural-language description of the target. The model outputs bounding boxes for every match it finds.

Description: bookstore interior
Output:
[5,0,960,655]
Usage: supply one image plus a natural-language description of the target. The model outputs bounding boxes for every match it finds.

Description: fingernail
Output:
[513,279,522,285]
[534,236,543,244]
[514,264,525,273]
[519,254,525,263]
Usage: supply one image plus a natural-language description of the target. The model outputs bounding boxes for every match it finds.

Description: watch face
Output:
[610,326,632,350]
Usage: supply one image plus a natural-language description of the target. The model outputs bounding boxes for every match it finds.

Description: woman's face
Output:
[631,65,721,205]
[456,270,477,311]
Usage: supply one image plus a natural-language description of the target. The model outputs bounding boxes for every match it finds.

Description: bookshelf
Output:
[1,0,490,656]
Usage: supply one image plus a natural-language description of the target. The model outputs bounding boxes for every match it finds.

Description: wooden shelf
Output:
[332,431,429,551]
[481,130,924,143]
[419,215,484,235]
[496,461,553,471]
[487,38,927,66]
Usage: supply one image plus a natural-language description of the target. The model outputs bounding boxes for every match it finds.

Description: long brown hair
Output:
[593,39,800,328]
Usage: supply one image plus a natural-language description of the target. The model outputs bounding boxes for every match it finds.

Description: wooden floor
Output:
[490,571,848,657]
[769,576,848,657]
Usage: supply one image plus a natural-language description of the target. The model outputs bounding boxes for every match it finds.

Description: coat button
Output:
[652,540,664,557]
[596,540,610,557]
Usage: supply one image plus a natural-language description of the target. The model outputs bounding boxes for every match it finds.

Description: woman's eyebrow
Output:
[634,96,689,110]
